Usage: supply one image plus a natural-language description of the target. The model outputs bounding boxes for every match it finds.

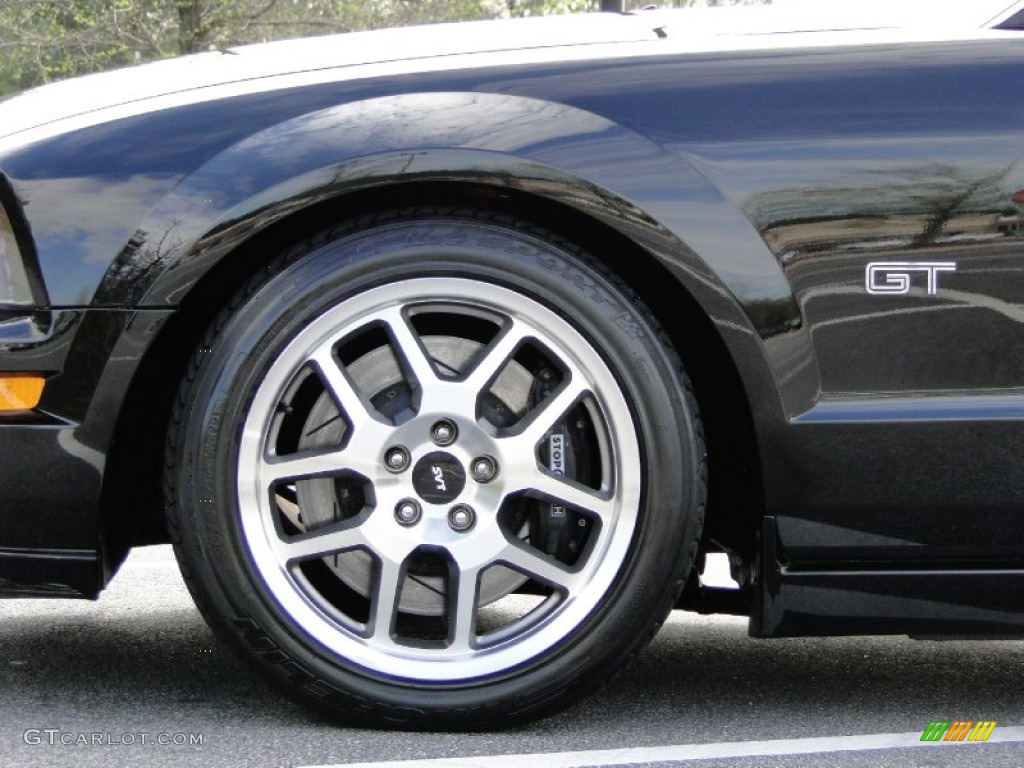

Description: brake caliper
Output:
[543,431,570,556]
[531,368,592,564]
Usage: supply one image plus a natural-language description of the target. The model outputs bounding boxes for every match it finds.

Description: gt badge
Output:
[865,261,957,295]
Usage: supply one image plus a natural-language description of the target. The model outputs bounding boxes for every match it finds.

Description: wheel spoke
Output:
[449,566,481,651]
[510,373,591,452]
[461,320,531,399]
[524,472,614,521]
[276,523,367,564]
[499,543,578,593]
[308,347,376,428]
[380,307,440,391]
[370,556,405,642]
[260,447,375,487]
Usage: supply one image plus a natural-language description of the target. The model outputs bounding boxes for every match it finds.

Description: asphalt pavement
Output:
[0,545,1021,768]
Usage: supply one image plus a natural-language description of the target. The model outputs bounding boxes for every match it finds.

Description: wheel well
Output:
[100,181,762,585]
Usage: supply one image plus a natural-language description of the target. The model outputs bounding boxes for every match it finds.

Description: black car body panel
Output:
[1,7,1023,636]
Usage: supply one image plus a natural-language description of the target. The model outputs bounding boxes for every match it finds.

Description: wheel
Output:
[167,213,705,729]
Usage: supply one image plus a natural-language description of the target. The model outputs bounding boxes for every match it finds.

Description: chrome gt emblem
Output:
[865,261,957,295]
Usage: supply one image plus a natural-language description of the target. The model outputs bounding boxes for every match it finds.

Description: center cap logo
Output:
[412,452,466,504]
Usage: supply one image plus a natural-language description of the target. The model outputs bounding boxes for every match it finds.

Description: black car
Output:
[1,2,1023,729]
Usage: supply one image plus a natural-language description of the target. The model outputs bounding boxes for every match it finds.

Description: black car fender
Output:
[113,91,807,415]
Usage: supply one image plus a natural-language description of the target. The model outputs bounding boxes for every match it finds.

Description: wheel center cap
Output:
[412,452,466,504]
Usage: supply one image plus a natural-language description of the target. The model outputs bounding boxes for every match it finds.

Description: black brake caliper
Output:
[531,368,593,565]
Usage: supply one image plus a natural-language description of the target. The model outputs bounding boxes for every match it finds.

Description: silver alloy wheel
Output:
[236,277,641,682]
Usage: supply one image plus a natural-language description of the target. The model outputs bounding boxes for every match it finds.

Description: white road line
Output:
[299,727,1024,768]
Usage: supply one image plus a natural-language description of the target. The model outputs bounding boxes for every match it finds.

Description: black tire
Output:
[166,212,706,729]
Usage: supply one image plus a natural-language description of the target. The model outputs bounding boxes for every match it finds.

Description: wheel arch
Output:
[99,177,765,591]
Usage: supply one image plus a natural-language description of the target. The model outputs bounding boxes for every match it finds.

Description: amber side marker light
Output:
[0,374,45,411]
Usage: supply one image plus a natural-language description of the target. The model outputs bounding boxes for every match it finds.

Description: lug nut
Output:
[431,419,458,446]
[394,499,422,526]
[448,504,476,532]
[384,445,410,473]
[470,456,498,483]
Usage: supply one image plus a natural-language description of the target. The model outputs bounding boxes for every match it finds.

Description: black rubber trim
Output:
[0,172,48,308]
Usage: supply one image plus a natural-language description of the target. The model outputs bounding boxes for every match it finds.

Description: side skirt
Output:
[0,548,99,598]
[752,517,1024,638]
